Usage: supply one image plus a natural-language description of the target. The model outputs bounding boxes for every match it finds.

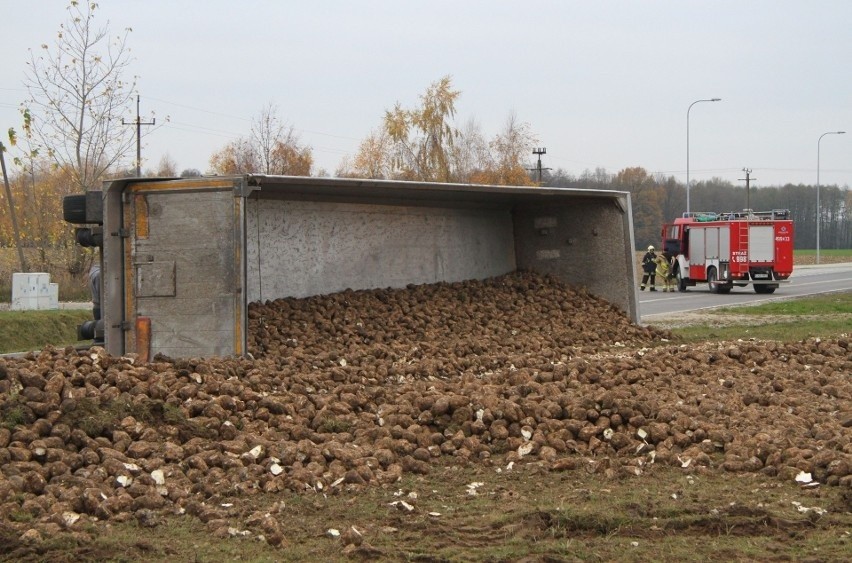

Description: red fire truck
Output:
[660,209,794,294]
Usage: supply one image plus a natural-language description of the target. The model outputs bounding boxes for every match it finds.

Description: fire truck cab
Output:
[661,209,794,294]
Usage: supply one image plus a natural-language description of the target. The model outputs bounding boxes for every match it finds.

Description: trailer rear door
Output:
[123,181,243,359]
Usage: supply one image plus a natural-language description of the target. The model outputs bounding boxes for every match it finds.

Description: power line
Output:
[144,95,250,122]
[144,94,360,142]
[161,121,245,139]
[159,122,352,158]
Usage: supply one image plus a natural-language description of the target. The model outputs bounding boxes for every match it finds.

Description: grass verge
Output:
[667,291,852,342]
[715,291,852,316]
[794,248,852,260]
[0,309,92,354]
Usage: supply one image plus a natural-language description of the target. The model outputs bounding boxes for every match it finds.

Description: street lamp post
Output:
[816,130,846,264]
[686,98,721,215]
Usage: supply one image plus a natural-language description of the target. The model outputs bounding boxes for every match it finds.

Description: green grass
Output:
[794,248,852,259]
[0,309,92,354]
[714,291,852,316]
[670,292,852,342]
[672,317,850,342]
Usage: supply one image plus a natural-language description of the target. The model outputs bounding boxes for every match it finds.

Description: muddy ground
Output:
[0,271,849,561]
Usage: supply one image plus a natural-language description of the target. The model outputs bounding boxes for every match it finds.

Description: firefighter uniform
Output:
[655,254,674,292]
[640,245,657,291]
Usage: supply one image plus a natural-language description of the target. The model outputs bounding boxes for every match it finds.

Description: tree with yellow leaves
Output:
[343,76,537,186]
[384,76,460,182]
[467,114,537,186]
[337,129,395,179]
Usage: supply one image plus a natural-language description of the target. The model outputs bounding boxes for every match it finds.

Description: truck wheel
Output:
[754,284,777,294]
[63,194,88,224]
[708,267,720,294]
[676,268,687,292]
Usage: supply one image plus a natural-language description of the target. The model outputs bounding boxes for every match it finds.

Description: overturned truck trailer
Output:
[92,175,638,359]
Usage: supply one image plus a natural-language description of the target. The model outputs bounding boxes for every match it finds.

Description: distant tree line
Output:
[544,167,851,251]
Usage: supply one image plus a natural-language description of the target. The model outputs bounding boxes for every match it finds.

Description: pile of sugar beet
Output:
[0,271,849,545]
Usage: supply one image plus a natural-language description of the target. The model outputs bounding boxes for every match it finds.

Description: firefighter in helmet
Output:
[655,252,674,292]
[640,245,657,291]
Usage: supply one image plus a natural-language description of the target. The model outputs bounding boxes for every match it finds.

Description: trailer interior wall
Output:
[512,196,637,317]
[244,189,638,320]
[245,199,516,302]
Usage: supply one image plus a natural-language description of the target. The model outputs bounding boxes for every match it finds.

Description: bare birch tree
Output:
[23,1,136,191]
[209,103,313,176]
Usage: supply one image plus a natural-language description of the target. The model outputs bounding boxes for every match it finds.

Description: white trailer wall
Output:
[245,199,515,302]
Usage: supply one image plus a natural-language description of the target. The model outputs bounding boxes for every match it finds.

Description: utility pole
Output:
[123,95,155,177]
[529,148,551,184]
[739,168,756,215]
[0,143,28,271]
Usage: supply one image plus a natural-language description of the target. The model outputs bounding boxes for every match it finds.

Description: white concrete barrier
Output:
[10,273,60,311]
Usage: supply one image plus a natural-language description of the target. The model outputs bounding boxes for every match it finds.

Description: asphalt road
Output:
[639,262,852,321]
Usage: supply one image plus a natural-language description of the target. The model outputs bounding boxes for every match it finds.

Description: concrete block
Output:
[48,283,59,310]
[10,273,59,311]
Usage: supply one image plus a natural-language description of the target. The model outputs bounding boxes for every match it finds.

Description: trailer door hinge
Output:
[114,228,131,238]
[117,322,132,331]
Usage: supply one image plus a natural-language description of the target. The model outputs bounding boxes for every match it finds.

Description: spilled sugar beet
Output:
[0,271,849,545]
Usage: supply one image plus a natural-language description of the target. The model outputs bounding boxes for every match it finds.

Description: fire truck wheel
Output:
[754,284,777,294]
[675,269,687,292]
[708,267,721,294]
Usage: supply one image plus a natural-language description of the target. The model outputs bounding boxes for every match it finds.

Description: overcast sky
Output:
[2,0,850,188]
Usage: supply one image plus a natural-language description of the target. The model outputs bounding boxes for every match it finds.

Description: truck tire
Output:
[708,267,733,294]
[63,194,88,224]
[675,268,688,292]
[754,284,777,294]
[708,267,721,294]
